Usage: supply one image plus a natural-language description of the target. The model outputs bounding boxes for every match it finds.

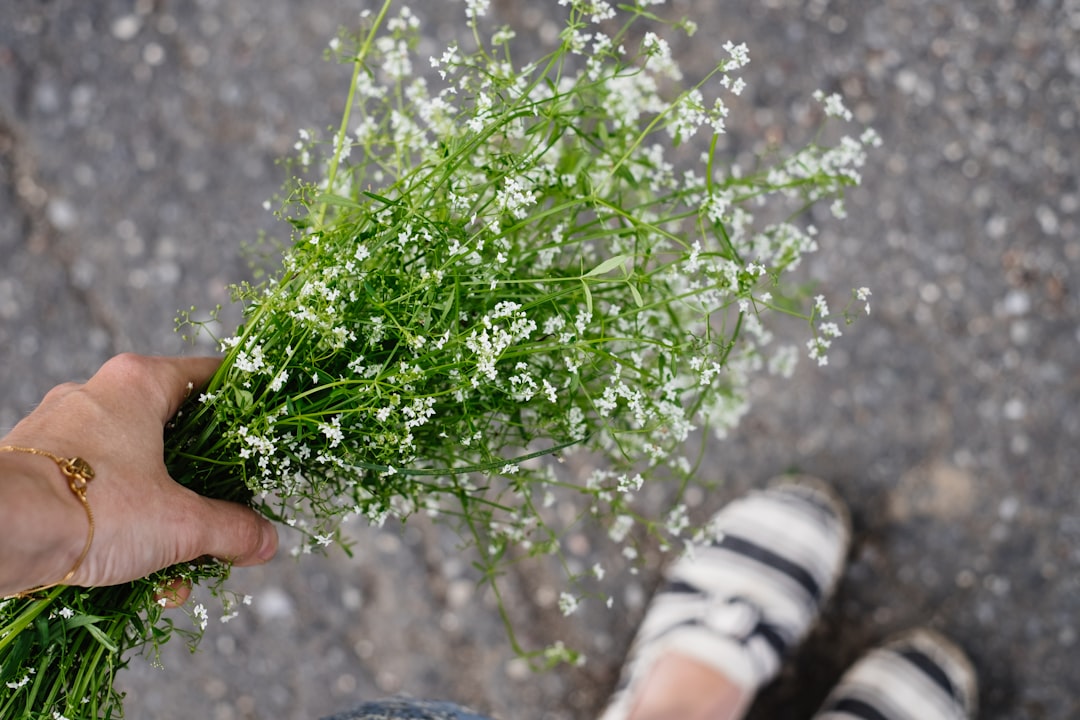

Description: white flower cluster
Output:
[165,0,876,655]
[6,669,34,690]
[805,294,844,366]
[813,89,853,121]
[464,302,537,387]
[192,603,209,631]
[558,0,617,24]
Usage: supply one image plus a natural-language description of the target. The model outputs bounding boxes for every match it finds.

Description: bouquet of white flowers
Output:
[0,1,877,717]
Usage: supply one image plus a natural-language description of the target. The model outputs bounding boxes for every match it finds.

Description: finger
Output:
[149,355,223,421]
[81,354,221,423]
[155,578,192,608]
[86,354,222,422]
[39,381,83,407]
[189,496,278,567]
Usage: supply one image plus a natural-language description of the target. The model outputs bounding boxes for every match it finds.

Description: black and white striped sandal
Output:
[813,629,978,720]
[600,476,851,720]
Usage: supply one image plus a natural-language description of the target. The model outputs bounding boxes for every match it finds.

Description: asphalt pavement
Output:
[2,1,1078,718]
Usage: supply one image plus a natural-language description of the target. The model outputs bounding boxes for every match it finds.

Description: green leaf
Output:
[581,279,593,317]
[362,190,397,206]
[85,623,120,654]
[314,193,364,210]
[34,615,50,646]
[233,388,254,412]
[524,119,548,136]
[628,281,644,308]
[64,614,107,630]
[583,253,631,278]
[614,163,636,185]
[437,288,457,323]
[152,623,171,643]
[2,632,33,684]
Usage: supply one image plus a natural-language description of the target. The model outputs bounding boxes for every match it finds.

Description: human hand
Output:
[0,353,278,602]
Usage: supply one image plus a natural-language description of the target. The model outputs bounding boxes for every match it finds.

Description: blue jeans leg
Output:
[319,698,493,720]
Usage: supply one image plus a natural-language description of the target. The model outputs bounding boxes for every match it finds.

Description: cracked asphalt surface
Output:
[2,1,1079,718]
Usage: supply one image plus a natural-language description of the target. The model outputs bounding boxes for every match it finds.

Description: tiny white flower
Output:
[807,337,831,366]
[855,286,872,314]
[814,294,830,318]
[609,515,634,543]
[319,416,344,448]
[617,473,644,494]
[685,240,702,273]
[464,0,490,19]
[558,592,580,616]
[665,503,689,536]
[193,603,209,631]
[723,40,750,68]
[269,368,289,392]
[542,379,558,403]
[813,89,854,121]
[819,321,842,339]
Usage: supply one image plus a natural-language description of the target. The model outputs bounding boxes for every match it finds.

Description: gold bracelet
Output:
[0,445,96,598]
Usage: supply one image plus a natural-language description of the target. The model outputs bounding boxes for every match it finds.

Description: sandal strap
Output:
[661,482,850,648]
[813,629,978,720]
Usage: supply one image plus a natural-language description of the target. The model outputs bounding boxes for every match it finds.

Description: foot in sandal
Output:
[601,476,852,720]
[813,628,978,720]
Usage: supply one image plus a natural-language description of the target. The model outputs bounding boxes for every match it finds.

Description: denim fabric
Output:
[319,698,493,720]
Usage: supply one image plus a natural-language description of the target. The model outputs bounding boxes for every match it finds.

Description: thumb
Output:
[190,496,279,567]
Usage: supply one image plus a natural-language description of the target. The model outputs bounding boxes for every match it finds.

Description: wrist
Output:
[0,448,89,597]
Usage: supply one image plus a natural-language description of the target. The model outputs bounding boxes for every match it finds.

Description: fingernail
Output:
[257,521,279,561]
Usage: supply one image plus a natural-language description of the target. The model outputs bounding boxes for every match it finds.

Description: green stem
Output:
[316,0,396,229]
[0,587,63,653]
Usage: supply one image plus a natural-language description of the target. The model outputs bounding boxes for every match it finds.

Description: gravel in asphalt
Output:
[2,1,1078,718]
